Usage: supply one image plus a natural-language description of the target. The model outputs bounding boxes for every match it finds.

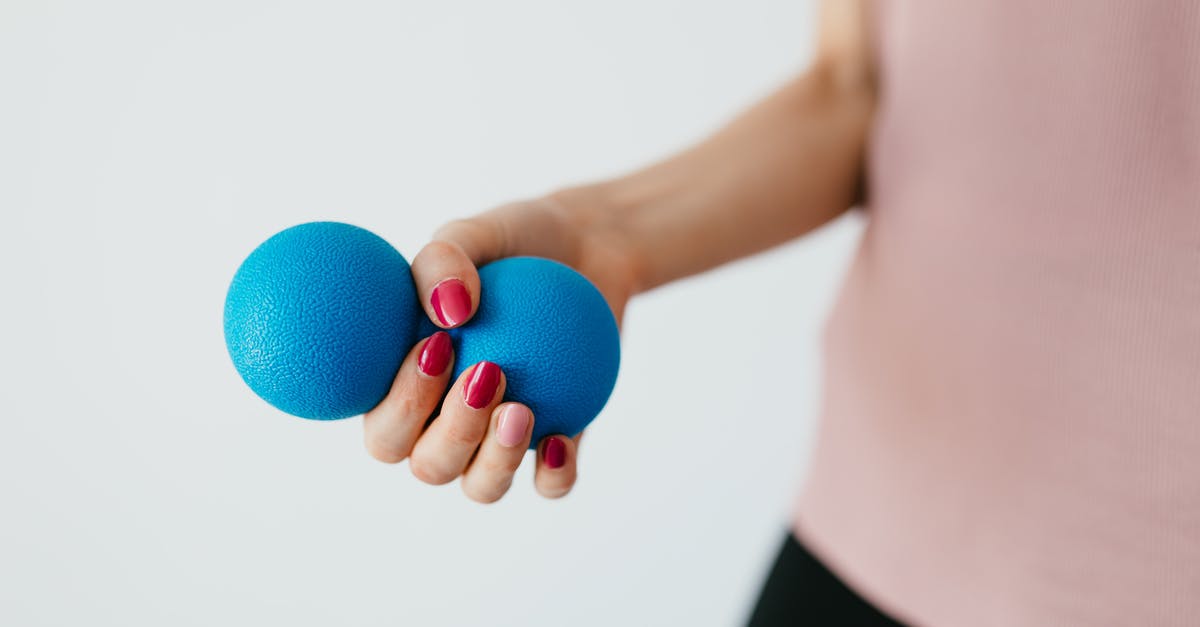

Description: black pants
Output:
[747,533,908,627]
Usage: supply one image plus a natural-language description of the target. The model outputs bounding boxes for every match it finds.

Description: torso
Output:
[796,2,1200,624]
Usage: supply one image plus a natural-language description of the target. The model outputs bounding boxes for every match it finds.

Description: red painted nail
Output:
[417,332,452,377]
[544,437,567,469]
[463,361,501,409]
[430,278,471,327]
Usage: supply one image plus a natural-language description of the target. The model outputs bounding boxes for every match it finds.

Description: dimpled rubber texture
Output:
[449,257,620,446]
[224,222,421,420]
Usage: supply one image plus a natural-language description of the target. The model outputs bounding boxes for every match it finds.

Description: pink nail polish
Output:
[463,361,501,409]
[430,278,471,327]
[417,332,452,377]
[496,404,531,448]
[543,437,567,469]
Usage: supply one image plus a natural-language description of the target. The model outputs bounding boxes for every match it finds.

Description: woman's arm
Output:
[560,0,876,292]
[362,0,876,502]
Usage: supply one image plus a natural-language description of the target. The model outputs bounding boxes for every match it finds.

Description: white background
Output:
[0,1,863,625]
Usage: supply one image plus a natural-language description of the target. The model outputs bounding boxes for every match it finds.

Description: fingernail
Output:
[417,332,452,377]
[430,278,471,327]
[543,437,567,469]
[463,361,501,409]
[496,404,531,448]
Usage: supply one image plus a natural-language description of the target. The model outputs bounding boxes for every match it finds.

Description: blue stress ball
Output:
[224,222,621,444]
[448,257,620,443]
[224,222,422,420]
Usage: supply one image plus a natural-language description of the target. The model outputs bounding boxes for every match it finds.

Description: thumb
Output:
[412,211,518,328]
[410,235,485,329]
[414,200,580,328]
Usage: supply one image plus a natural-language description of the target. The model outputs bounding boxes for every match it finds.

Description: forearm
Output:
[615,69,874,291]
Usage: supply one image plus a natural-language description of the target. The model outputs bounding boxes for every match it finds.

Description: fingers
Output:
[362,331,455,463]
[534,433,581,499]
[460,403,534,503]
[408,361,505,485]
[364,337,581,501]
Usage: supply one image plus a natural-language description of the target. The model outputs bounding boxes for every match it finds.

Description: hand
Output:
[362,188,637,502]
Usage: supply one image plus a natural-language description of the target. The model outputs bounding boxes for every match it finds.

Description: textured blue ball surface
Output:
[449,257,620,445]
[224,222,421,420]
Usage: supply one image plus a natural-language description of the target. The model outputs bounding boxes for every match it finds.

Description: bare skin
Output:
[362,0,877,502]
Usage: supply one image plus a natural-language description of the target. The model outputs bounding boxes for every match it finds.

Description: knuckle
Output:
[538,485,572,500]
[408,454,454,485]
[414,238,468,270]
[443,417,487,447]
[381,394,422,422]
[462,480,506,505]
[365,438,408,464]
[363,421,412,465]
[479,452,522,477]
[434,218,487,245]
[537,476,575,500]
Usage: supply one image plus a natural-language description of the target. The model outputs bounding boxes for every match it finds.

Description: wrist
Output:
[542,181,652,296]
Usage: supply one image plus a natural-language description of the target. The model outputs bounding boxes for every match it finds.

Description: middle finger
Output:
[408,361,505,485]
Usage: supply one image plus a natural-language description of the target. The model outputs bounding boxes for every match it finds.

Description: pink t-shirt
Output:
[794,2,1200,625]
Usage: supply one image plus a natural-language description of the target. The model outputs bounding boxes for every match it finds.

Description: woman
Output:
[361,1,1200,624]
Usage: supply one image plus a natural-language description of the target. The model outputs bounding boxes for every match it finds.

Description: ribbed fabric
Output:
[794,2,1200,625]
